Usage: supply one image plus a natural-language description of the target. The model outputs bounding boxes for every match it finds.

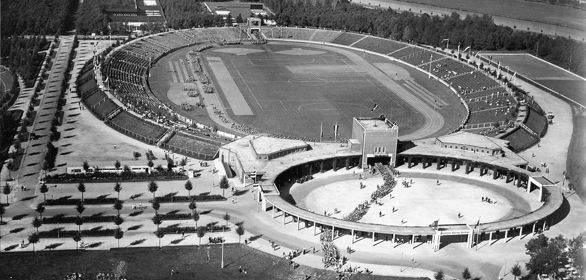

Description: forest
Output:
[0,0,77,36]
[261,0,586,76]
[0,36,50,88]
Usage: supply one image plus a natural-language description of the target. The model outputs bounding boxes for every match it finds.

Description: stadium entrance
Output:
[350,117,399,169]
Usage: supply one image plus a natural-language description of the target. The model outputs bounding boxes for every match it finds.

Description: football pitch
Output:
[201,42,465,140]
[483,52,586,107]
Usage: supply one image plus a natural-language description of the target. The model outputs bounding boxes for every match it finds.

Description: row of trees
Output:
[0,0,77,36]
[261,0,586,76]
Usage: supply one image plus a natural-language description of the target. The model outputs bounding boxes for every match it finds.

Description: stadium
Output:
[74,24,562,249]
[2,0,585,279]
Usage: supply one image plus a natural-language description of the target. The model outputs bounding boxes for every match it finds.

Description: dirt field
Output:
[291,175,538,226]
[195,42,465,140]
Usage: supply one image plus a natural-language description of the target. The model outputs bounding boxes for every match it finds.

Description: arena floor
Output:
[290,173,539,226]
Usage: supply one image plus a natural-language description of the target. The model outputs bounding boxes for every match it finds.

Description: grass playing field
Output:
[0,245,425,280]
[195,42,465,140]
[483,53,586,107]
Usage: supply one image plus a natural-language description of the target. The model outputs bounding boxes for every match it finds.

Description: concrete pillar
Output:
[542,220,547,231]
[411,235,415,244]
[466,161,471,174]
[422,157,427,169]
[517,175,523,188]
[313,222,317,235]
[519,226,523,237]
[320,161,324,173]
[505,229,508,239]
[272,206,276,218]
[408,156,413,168]
[532,222,536,234]
[493,167,499,179]
[283,212,286,224]
[309,165,313,176]
[372,232,375,245]
[332,226,335,240]
[489,232,493,244]
[526,178,531,193]
[351,229,355,243]
[392,234,395,244]
[297,217,300,230]
[436,158,442,170]
[506,170,511,183]
[451,160,457,171]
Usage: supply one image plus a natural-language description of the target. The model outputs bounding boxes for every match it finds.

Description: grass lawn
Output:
[0,244,428,280]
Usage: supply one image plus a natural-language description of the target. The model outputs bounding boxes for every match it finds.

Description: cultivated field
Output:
[195,42,465,140]
[291,175,539,226]
[483,53,586,107]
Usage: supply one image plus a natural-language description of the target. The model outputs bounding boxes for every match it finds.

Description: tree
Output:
[148,181,158,200]
[3,184,11,205]
[567,232,585,275]
[511,264,522,280]
[35,203,45,219]
[152,214,162,230]
[525,234,568,277]
[148,160,154,170]
[188,200,197,214]
[462,268,471,280]
[75,202,85,216]
[223,213,230,228]
[193,211,200,228]
[75,215,83,232]
[32,217,42,234]
[219,176,229,197]
[0,204,4,223]
[236,224,245,243]
[155,229,164,248]
[114,182,122,199]
[434,270,444,280]
[28,233,40,253]
[184,180,193,199]
[113,199,123,214]
[152,200,160,214]
[77,182,86,202]
[82,161,90,172]
[73,232,81,250]
[114,228,124,248]
[196,226,205,245]
[40,183,49,203]
[115,160,121,171]
[114,215,124,228]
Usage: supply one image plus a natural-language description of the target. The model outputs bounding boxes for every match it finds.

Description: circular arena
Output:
[80,26,559,250]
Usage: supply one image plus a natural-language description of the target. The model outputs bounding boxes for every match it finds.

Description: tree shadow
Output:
[20,196,37,201]
[44,242,64,250]
[88,226,103,231]
[129,211,143,217]
[63,135,76,139]
[165,210,180,216]
[96,194,110,200]
[12,214,28,220]
[170,238,185,245]
[10,227,25,234]
[64,127,75,132]
[67,113,80,117]
[199,210,212,215]
[162,192,178,199]
[248,234,263,241]
[130,193,143,200]
[60,151,73,155]
[198,192,211,196]
[24,172,38,177]
[87,242,103,248]
[127,225,142,231]
[129,239,146,246]
[61,143,72,147]
[90,212,105,217]
[233,189,249,196]
[4,244,19,251]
